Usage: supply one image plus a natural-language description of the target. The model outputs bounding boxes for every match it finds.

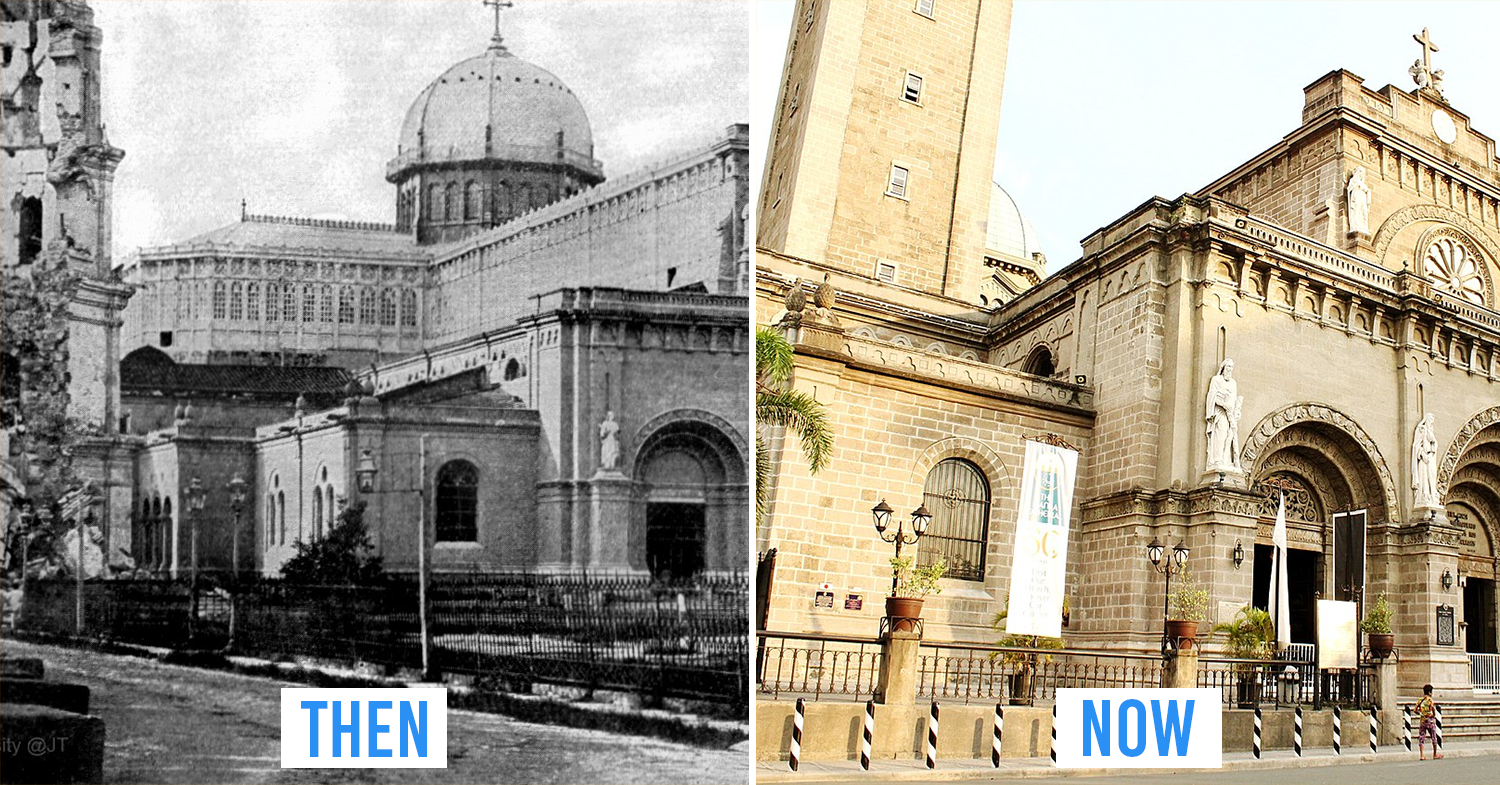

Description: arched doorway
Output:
[1446,418,1500,655]
[633,415,746,581]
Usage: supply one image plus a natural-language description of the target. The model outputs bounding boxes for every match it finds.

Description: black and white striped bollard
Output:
[992,704,1004,767]
[1050,704,1058,766]
[860,700,874,771]
[1403,705,1412,751]
[1252,707,1262,759]
[1333,705,1342,755]
[1369,709,1378,754]
[1435,704,1444,754]
[1294,705,1303,757]
[925,701,940,769]
[789,697,804,771]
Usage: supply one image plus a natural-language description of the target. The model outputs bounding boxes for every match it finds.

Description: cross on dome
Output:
[1412,27,1440,72]
[483,0,513,52]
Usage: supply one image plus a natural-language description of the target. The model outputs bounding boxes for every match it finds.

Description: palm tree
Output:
[756,327,833,517]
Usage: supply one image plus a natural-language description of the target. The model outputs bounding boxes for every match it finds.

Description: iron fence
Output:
[1198,657,1376,709]
[916,642,1163,705]
[756,631,883,701]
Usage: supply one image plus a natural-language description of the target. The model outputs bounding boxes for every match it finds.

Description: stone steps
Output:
[1397,698,1500,743]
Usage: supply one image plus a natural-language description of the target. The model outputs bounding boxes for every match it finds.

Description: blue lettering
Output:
[332,701,359,757]
[1082,700,1110,756]
[1152,699,1195,756]
[1118,700,1147,757]
[300,701,326,757]
[400,701,428,758]
[368,700,393,757]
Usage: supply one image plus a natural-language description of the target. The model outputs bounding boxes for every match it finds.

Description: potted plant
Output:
[1361,593,1394,657]
[1212,605,1274,707]
[1167,569,1210,649]
[991,605,1065,705]
[886,555,946,632]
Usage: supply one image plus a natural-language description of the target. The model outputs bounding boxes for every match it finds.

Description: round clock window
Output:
[1432,110,1457,144]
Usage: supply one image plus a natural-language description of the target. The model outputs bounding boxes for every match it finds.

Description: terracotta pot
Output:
[885,596,924,632]
[1368,632,1395,657]
[1165,619,1201,650]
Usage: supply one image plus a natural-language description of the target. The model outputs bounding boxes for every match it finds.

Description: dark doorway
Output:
[1466,577,1496,654]
[646,502,705,582]
[1253,544,1320,643]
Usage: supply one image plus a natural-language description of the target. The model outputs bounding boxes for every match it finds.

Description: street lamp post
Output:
[354,435,434,680]
[871,499,932,596]
[1146,537,1190,655]
[15,501,33,630]
[186,476,207,639]
[226,473,248,651]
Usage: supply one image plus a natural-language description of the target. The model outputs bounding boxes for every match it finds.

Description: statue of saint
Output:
[1346,167,1371,236]
[1409,59,1430,89]
[599,410,621,471]
[1205,359,1244,473]
[1412,413,1439,508]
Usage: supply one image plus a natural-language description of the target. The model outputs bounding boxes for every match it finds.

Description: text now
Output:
[1054,688,1221,769]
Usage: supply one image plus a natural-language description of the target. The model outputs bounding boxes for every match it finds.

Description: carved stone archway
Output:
[1439,406,1500,499]
[1241,403,1397,521]
[1372,204,1500,279]
[630,408,748,480]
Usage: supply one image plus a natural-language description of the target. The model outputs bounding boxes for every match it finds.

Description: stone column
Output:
[1162,649,1199,689]
[875,630,921,706]
[587,472,635,570]
[1374,656,1400,744]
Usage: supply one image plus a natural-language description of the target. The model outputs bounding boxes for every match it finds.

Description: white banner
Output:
[1005,439,1079,638]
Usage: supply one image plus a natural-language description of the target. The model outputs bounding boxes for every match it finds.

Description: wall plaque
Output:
[1437,604,1456,646]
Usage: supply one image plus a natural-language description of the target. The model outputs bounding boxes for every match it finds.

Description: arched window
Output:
[359,288,376,324]
[246,282,259,320]
[380,289,397,326]
[229,282,243,320]
[266,284,280,321]
[161,498,172,567]
[325,486,336,530]
[213,282,227,319]
[266,493,275,546]
[312,491,323,540]
[338,287,355,324]
[445,183,459,221]
[18,197,43,265]
[283,285,297,323]
[320,285,333,322]
[435,460,479,542]
[464,181,480,220]
[918,458,991,581]
[495,181,510,219]
[0,354,18,428]
[428,184,443,221]
[277,491,286,545]
[503,358,521,381]
[1023,346,1056,378]
[303,285,316,322]
[400,289,418,327]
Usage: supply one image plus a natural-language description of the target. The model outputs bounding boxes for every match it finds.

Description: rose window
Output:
[1424,237,1485,305]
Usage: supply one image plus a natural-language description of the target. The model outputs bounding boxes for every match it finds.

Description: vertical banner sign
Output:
[1005,439,1079,638]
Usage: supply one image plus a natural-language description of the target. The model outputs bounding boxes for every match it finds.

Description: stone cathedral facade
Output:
[757,0,1499,692]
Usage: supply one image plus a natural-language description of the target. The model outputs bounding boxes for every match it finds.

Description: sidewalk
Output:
[756,740,1500,781]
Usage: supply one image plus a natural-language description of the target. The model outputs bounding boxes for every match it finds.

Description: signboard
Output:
[1005,439,1080,638]
[813,583,835,609]
[1316,599,1359,669]
[1437,605,1456,645]
[844,593,863,611]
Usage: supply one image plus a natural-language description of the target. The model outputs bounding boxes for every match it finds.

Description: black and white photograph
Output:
[1,1,750,782]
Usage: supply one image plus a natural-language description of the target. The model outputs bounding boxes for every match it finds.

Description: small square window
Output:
[886,165,910,199]
[902,73,923,104]
[159,331,173,347]
[914,0,935,19]
[875,261,898,283]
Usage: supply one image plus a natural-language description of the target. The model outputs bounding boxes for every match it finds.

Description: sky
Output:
[751,1,1500,272]
[94,0,748,257]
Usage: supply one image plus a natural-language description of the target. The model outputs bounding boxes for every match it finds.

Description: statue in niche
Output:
[599,410,621,472]
[1205,359,1244,473]
[1346,166,1371,236]
[1412,413,1439,508]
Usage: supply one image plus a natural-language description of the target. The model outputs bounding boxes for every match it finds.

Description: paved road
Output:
[1003,756,1494,785]
[6,640,746,784]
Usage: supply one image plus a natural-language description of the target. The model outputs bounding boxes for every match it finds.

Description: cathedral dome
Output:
[985,181,1043,262]
[388,47,600,182]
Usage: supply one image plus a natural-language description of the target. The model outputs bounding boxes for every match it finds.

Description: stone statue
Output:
[1430,69,1445,95]
[599,410,621,471]
[1205,359,1244,473]
[1412,413,1439,508]
[1409,59,1430,89]
[1346,167,1371,236]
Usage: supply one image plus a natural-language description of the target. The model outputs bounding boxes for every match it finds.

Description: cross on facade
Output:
[1413,27,1440,72]
[483,0,513,50]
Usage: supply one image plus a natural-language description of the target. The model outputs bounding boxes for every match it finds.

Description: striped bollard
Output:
[991,704,1004,767]
[1294,705,1303,757]
[1252,706,1262,759]
[860,700,874,771]
[1435,704,1443,753]
[925,701,940,769]
[1369,709,1378,754]
[788,697,804,771]
[1403,705,1412,751]
[1050,704,1058,766]
[1333,706,1342,755]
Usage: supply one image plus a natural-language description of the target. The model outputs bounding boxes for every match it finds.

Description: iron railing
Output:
[916,642,1163,705]
[1198,656,1376,709]
[1472,653,1500,693]
[756,631,883,702]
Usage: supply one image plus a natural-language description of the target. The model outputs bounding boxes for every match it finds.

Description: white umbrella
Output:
[1269,492,1292,651]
